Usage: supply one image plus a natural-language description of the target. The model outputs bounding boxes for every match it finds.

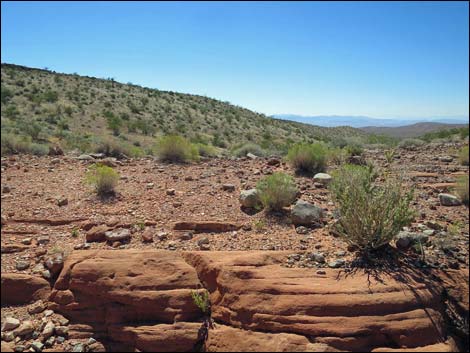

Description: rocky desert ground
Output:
[1,141,469,352]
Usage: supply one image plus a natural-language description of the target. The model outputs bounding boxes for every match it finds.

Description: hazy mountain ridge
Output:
[274,114,469,128]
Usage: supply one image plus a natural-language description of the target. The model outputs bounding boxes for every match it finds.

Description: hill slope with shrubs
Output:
[1,63,374,156]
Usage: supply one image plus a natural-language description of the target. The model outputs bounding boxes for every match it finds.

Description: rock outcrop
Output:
[1,273,51,306]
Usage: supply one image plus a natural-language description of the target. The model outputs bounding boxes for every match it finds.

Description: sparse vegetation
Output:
[85,163,119,196]
[232,143,265,157]
[155,135,199,163]
[459,146,469,166]
[191,290,210,315]
[455,175,469,206]
[286,142,327,175]
[329,164,415,254]
[256,172,298,211]
[384,148,396,164]
[398,138,425,150]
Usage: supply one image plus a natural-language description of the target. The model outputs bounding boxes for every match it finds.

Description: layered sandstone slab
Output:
[49,250,205,351]
[182,251,453,352]
[1,273,51,305]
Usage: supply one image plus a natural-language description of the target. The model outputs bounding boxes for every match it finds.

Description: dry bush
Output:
[256,172,298,211]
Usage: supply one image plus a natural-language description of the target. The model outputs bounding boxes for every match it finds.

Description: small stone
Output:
[14,344,26,352]
[41,270,51,280]
[316,270,326,275]
[16,260,30,271]
[166,189,176,196]
[72,343,85,352]
[2,185,11,193]
[13,321,34,337]
[328,259,345,268]
[335,250,346,257]
[146,183,154,189]
[439,156,453,163]
[246,153,258,160]
[41,321,55,339]
[54,326,68,337]
[267,157,281,166]
[28,300,46,314]
[43,310,54,317]
[423,229,435,236]
[44,337,55,347]
[199,243,210,251]
[141,229,154,243]
[56,336,65,344]
[37,236,50,245]
[21,238,32,245]
[156,232,168,241]
[44,253,64,277]
[3,331,15,342]
[31,341,44,352]
[105,229,131,242]
[295,226,309,235]
[197,237,210,246]
[311,253,325,263]
[1,317,20,331]
[291,200,324,226]
[222,184,235,192]
[180,232,193,241]
[57,198,68,207]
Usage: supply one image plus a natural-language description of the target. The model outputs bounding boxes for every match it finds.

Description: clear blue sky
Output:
[1,1,469,118]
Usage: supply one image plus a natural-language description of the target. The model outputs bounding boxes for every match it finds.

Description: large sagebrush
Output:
[286,143,327,175]
[156,135,199,163]
[86,164,119,196]
[256,172,298,211]
[329,164,414,253]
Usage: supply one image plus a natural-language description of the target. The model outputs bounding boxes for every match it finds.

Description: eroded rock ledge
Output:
[12,250,467,352]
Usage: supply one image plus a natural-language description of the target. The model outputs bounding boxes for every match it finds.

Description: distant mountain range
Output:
[360,122,469,139]
[273,114,469,128]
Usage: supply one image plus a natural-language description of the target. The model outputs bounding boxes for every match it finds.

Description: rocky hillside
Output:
[1,63,369,156]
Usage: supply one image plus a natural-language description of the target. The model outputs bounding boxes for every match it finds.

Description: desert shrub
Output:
[156,135,199,163]
[455,175,469,206]
[256,172,298,211]
[86,164,119,196]
[345,143,364,157]
[327,147,347,166]
[94,137,139,158]
[398,138,425,150]
[459,146,469,166]
[384,148,397,164]
[232,143,265,157]
[286,143,327,175]
[1,133,29,155]
[29,143,49,156]
[329,164,414,253]
[195,143,217,158]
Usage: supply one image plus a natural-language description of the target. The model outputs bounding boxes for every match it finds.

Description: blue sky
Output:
[1,1,469,119]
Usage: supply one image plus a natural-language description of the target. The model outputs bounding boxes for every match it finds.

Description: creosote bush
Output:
[256,172,298,211]
[459,145,469,166]
[156,135,199,163]
[86,163,119,196]
[329,164,415,253]
[286,142,327,175]
[455,175,469,206]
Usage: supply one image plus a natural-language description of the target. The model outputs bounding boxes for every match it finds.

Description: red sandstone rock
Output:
[1,273,51,305]
[174,221,242,233]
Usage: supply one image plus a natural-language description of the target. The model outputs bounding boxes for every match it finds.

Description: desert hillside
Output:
[1,63,371,156]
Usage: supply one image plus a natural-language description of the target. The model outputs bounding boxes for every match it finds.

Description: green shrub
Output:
[191,290,210,315]
[398,138,425,150]
[329,164,414,253]
[195,143,217,157]
[286,143,327,175]
[256,172,298,211]
[345,143,364,157]
[459,146,469,166]
[94,137,131,158]
[1,133,31,155]
[455,175,469,206]
[156,135,199,163]
[329,148,347,165]
[29,143,49,156]
[86,164,119,196]
[232,143,265,157]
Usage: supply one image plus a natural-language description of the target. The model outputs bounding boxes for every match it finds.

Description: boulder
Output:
[439,193,462,206]
[1,273,51,305]
[86,225,111,242]
[291,200,324,226]
[239,189,262,209]
[313,173,332,185]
